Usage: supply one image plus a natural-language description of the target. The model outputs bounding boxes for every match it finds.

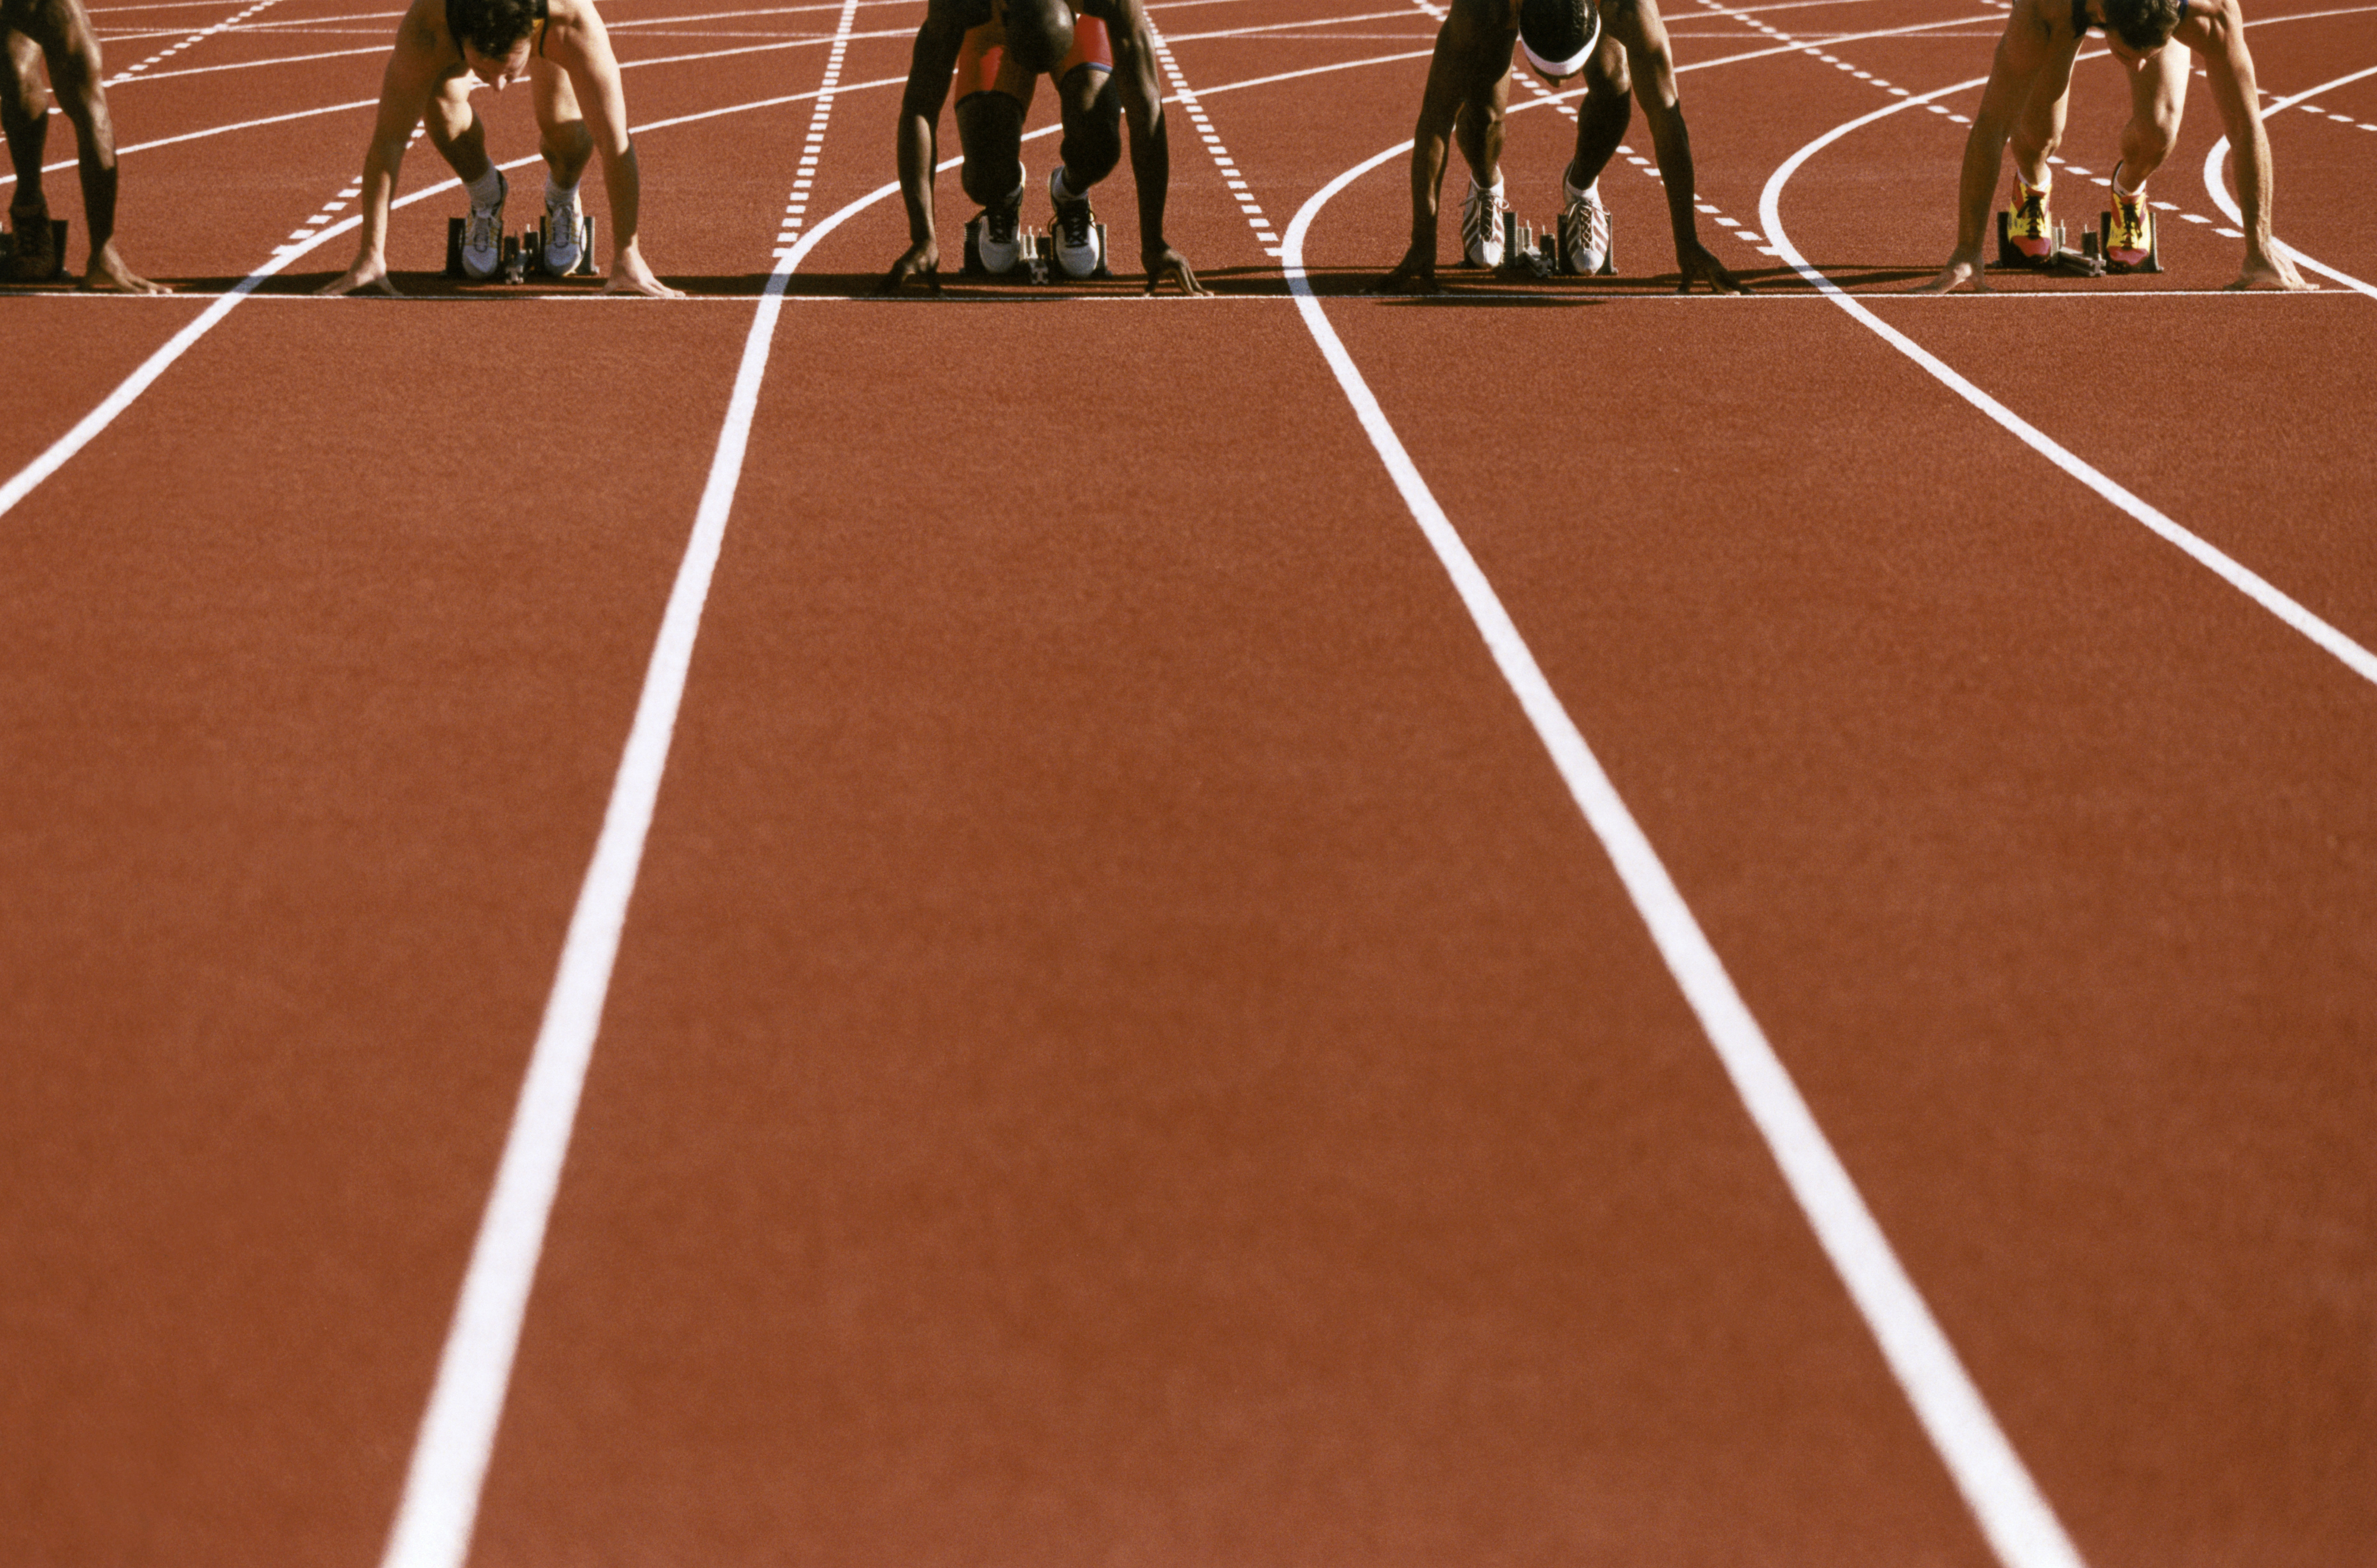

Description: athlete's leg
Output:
[1,24,49,221]
[423,71,494,184]
[1451,64,1509,187]
[14,0,155,286]
[1565,29,1629,189]
[956,90,1026,207]
[2007,46,2077,187]
[1052,63,1120,191]
[529,53,592,188]
[2115,43,2186,185]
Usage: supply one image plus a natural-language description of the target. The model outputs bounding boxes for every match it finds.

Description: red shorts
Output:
[953,13,1114,104]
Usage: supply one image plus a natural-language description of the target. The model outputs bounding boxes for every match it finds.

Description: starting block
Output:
[1991,210,2111,277]
[444,211,599,282]
[1499,209,1614,278]
[0,217,71,283]
[960,212,1111,283]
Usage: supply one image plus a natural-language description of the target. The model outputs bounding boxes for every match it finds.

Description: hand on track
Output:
[1913,255,1988,294]
[606,245,685,298]
[1371,246,1439,295]
[83,243,170,294]
[878,239,941,295]
[1677,240,1749,294]
[317,254,402,296]
[1143,244,1206,296]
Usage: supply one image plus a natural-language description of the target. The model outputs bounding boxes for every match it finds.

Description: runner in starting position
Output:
[321,0,677,296]
[1921,0,2306,291]
[882,0,1200,294]
[1379,0,1743,293]
[2,0,164,288]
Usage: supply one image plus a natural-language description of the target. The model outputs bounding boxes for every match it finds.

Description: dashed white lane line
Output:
[770,1,855,256]
[1145,18,1281,254]
[1760,84,2377,696]
[1279,134,2091,1568]
[103,0,279,84]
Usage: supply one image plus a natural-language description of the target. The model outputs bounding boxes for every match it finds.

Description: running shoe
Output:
[2004,172,2052,260]
[461,168,506,280]
[1560,168,1610,274]
[541,186,584,276]
[1047,165,1103,278]
[7,202,54,282]
[2105,166,2153,269]
[1461,172,1508,268]
[976,169,1026,275]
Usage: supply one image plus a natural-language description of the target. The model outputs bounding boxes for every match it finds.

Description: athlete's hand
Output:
[1142,242,1205,296]
[83,242,171,294]
[604,240,684,298]
[2229,242,2312,292]
[879,238,941,295]
[1372,245,1439,295]
[1677,239,1748,294]
[1914,253,1988,294]
[318,251,402,296]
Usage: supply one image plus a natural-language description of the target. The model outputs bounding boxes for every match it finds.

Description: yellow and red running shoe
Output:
[2105,178,2154,269]
[2004,173,2053,260]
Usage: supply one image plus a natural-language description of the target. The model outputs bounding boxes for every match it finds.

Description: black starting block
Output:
[960,212,1111,283]
[1499,209,1614,278]
[0,217,71,282]
[444,211,599,282]
[1992,210,2109,277]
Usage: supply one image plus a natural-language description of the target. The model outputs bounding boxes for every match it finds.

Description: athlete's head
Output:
[1000,0,1076,74]
[449,0,540,79]
[2100,0,2184,51]
[1517,0,1600,81]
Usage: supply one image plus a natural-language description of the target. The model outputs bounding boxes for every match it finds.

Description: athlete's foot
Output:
[1559,167,1609,275]
[541,186,583,276]
[1459,173,1507,268]
[83,241,170,293]
[2005,172,2053,260]
[2104,163,2152,269]
[461,168,506,280]
[976,169,1026,275]
[1047,165,1102,278]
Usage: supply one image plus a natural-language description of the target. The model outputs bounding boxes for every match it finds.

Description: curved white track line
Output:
[2200,62,2377,298]
[1757,83,2377,689]
[1281,132,2088,1568]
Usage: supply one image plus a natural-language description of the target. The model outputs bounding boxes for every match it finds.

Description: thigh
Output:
[2126,42,2188,127]
[530,51,581,125]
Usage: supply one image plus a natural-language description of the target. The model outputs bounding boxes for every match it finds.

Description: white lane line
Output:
[1758,83,2377,690]
[370,10,863,1568]
[1144,15,1280,251]
[1281,137,2088,1568]
[103,0,279,84]
[2200,64,2377,298]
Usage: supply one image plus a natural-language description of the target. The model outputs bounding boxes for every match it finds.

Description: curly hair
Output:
[446,0,541,59]
[2102,0,2184,51]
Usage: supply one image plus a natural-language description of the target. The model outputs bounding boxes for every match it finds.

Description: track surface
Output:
[4,1,2373,1564]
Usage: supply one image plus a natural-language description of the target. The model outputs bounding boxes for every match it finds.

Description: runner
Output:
[1,0,165,289]
[320,0,677,296]
[1377,0,1744,294]
[1920,0,2307,291]
[881,0,1202,295]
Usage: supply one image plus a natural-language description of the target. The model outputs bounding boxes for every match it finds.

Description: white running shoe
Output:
[541,187,584,276]
[1460,172,1507,268]
[1047,165,1104,278]
[461,168,506,280]
[1560,171,1609,275]
[975,169,1026,274]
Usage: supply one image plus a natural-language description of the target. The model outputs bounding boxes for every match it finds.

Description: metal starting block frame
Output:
[1498,209,1613,278]
[0,217,71,282]
[1991,208,2160,277]
[960,213,1111,283]
[444,212,600,282]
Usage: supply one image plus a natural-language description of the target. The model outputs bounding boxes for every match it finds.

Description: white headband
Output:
[1518,8,1600,78]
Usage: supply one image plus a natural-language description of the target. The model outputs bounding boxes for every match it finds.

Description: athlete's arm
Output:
[882,0,966,293]
[1378,0,1502,293]
[546,0,677,295]
[2190,0,2306,289]
[1918,0,2057,293]
[1102,0,1202,294]
[320,0,447,296]
[1607,0,1744,293]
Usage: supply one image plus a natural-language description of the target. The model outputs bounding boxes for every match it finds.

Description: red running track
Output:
[2,1,2372,1564]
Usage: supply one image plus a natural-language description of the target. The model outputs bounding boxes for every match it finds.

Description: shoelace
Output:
[986,203,1019,244]
[467,206,500,251]
[1463,187,1501,246]
[2014,188,2047,231]
[547,198,578,248]
[1055,198,1092,248]
[1564,193,1607,253]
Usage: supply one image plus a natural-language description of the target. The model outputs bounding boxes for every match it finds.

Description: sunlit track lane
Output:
[1306,160,2377,1568]
[0,304,749,1568]
[461,302,2000,1566]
